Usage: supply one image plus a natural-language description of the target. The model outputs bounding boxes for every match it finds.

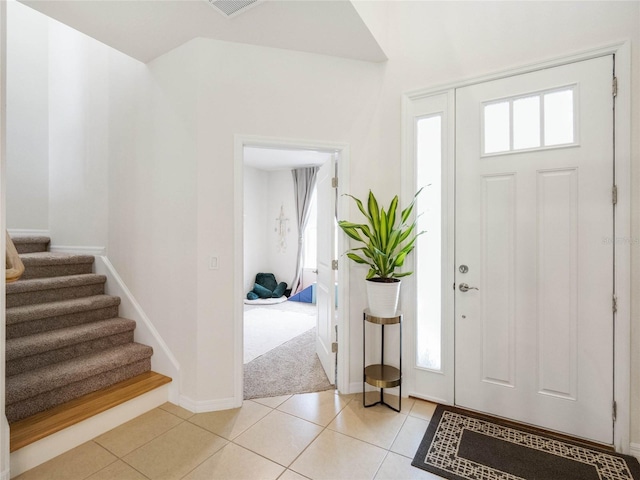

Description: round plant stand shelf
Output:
[363,309,402,412]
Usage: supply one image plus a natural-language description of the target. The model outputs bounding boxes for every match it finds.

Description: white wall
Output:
[6,2,112,247]
[6,2,49,232]
[243,167,297,295]
[266,169,297,288]
[188,38,385,403]
[108,42,200,401]
[48,20,110,248]
[243,166,268,294]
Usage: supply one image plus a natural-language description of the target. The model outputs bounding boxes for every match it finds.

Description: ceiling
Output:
[243,146,332,171]
[20,0,387,64]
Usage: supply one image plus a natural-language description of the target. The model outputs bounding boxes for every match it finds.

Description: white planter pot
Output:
[365,279,401,317]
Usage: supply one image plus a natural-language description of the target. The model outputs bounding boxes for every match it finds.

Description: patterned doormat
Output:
[412,405,640,480]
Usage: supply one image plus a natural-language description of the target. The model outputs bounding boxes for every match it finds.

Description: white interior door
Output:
[455,55,614,444]
[316,155,336,384]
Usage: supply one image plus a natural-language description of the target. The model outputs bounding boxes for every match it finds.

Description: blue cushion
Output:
[272,282,287,298]
[252,282,273,299]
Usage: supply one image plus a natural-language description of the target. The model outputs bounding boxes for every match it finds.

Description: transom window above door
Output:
[483,86,577,155]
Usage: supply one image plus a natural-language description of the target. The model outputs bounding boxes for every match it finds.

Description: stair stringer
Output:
[94,256,180,404]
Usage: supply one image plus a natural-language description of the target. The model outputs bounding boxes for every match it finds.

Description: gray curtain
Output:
[290,166,319,294]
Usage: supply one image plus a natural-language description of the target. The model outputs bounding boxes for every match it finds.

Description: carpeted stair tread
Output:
[6,295,121,325]
[19,252,95,266]
[6,274,107,308]
[6,343,153,405]
[19,252,95,280]
[6,359,152,423]
[11,236,50,254]
[6,317,136,361]
[6,274,106,294]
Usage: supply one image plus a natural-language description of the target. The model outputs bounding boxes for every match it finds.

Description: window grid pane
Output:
[482,86,575,156]
[513,95,541,150]
[544,89,574,146]
[484,102,510,154]
[416,115,442,371]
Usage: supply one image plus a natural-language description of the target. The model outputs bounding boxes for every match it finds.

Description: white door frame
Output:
[401,41,631,452]
[0,2,9,478]
[233,134,351,405]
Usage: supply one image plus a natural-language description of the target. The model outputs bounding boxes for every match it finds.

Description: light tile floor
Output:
[15,391,444,480]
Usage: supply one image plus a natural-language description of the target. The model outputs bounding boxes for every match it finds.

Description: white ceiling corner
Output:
[18,0,388,64]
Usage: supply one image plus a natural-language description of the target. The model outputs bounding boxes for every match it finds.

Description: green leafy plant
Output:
[338,188,423,281]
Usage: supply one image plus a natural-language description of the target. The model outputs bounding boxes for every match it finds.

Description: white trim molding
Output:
[234,134,351,406]
[178,395,236,413]
[629,443,640,461]
[49,245,106,256]
[94,256,181,404]
[6,229,50,238]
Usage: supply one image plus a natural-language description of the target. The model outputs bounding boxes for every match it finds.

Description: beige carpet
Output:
[243,306,315,363]
[243,327,334,399]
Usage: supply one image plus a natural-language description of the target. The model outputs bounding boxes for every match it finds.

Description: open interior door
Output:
[315,155,336,384]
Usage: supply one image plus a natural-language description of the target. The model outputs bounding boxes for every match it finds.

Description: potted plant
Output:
[338,188,423,317]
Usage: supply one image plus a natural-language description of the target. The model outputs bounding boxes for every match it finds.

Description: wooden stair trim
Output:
[10,371,172,452]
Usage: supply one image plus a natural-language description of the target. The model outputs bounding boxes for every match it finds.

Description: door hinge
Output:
[331,259,338,270]
[332,342,338,353]
[612,77,618,97]
[612,294,618,313]
[612,185,618,205]
[332,177,338,188]
[613,400,617,422]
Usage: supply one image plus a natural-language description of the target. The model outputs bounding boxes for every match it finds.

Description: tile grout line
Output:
[233,397,334,473]
[270,391,356,477]
[79,442,120,480]
[15,396,437,480]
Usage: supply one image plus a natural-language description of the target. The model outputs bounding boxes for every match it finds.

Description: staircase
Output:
[5,236,167,437]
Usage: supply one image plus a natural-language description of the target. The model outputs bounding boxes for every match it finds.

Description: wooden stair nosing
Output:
[10,371,172,452]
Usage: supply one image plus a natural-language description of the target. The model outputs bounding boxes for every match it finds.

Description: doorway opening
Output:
[240,144,342,400]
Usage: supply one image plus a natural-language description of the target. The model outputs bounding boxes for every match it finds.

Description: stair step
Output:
[6,343,154,423]
[20,252,94,280]
[6,318,136,377]
[11,236,50,254]
[6,274,107,308]
[10,371,172,452]
[6,295,121,339]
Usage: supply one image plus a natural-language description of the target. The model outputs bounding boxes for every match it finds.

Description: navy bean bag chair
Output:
[246,273,288,300]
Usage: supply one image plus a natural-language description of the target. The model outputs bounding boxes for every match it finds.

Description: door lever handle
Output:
[459,283,479,292]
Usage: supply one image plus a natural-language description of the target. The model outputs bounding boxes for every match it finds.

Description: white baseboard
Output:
[7,229,49,237]
[49,245,106,256]
[179,394,240,413]
[629,443,640,460]
[10,385,169,478]
[406,391,449,406]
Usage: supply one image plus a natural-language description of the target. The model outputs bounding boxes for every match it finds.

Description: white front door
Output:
[316,155,337,384]
[455,55,614,444]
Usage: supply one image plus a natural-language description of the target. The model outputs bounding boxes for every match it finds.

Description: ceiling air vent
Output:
[205,0,261,18]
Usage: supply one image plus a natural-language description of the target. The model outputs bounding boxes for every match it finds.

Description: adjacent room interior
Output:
[242,146,336,399]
